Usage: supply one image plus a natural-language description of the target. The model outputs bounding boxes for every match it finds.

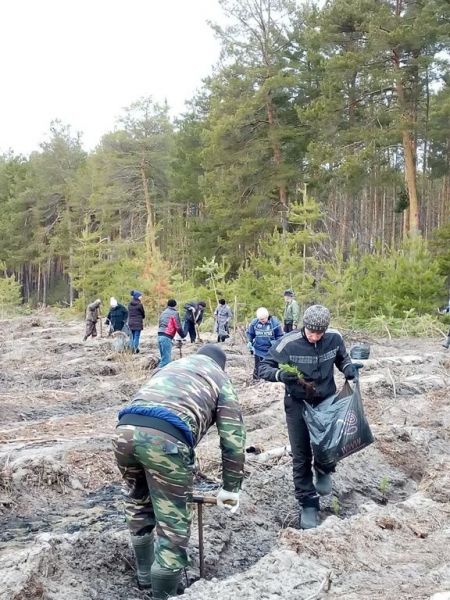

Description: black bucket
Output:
[350,342,370,360]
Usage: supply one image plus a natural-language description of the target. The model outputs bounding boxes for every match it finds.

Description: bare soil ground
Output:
[0,313,449,600]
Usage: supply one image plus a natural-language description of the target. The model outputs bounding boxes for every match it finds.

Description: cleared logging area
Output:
[1,315,449,600]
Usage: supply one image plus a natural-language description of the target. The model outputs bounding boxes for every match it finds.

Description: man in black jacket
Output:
[183,301,206,343]
[259,304,357,529]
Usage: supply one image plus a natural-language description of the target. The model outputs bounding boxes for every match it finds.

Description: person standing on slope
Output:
[246,307,283,381]
[259,305,358,529]
[157,299,186,367]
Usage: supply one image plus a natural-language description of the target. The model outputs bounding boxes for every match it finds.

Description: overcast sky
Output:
[0,0,223,156]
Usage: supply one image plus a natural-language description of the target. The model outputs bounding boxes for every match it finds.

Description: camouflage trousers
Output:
[113,425,195,570]
[84,320,97,339]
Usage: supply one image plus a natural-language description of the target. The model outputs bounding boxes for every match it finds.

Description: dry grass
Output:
[12,576,45,600]
[66,447,119,490]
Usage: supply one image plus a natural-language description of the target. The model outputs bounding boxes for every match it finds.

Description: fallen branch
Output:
[247,445,291,463]
[386,367,397,399]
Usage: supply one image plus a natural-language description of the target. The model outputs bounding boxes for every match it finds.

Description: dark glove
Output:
[344,362,363,380]
[279,371,299,385]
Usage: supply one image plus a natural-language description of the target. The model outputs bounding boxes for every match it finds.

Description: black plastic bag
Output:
[302,379,374,468]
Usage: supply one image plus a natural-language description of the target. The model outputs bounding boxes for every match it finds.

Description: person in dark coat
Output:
[183,301,206,343]
[259,305,357,530]
[128,290,145,353]
[105,297,128,334]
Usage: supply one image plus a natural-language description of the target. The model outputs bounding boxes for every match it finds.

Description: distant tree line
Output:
[0,0,449,328]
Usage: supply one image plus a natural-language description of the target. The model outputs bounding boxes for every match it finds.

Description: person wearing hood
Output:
[105,297,128,334]
[259,305,358,530]
[83,298,102,341]
[128,290,145,353]
[113,344,246,598]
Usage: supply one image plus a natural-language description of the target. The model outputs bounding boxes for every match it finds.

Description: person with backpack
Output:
[157,299,186,367]
[128,290,145,353]
[246,307,283,381]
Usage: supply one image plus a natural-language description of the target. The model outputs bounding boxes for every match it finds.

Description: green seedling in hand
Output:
[280,363,316,398]
[280,363,304,381]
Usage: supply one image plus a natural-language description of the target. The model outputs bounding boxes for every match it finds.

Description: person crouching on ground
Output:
[113,344,245,599]
[246,307,283,381]
[157,299,186,367]
[259,304,358,529]
[128,290,145,353]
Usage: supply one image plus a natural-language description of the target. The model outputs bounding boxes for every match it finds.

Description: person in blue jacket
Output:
[246,307,283,381]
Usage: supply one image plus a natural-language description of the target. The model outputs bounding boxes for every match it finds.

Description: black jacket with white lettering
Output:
[259,328,352,402]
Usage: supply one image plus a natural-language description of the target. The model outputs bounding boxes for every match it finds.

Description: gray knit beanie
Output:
[303,305,330,332]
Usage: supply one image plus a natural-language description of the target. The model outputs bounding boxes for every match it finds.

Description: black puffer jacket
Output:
[259,328,353,402]
[128,299,145,330]
[106,304,128,331]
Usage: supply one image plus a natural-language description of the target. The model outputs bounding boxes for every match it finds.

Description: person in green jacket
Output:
[283,289,301,333]
[113,344,246,599]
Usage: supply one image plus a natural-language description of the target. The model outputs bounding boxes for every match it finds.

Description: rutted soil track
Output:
[0,314,449,600]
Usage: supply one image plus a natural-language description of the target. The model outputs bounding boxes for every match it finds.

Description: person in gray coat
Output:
[214,299,233,342]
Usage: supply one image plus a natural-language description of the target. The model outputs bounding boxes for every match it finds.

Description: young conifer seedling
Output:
[280,363,304,381]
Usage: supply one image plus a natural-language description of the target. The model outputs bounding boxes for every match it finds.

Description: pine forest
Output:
[1,0,449,333]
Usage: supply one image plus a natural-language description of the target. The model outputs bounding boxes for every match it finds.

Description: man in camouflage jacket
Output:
[83,299,101,341]
[113,344,246,599]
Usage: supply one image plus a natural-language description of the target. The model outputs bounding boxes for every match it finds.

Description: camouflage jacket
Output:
[120,354,246,492]
[86,300,101,322]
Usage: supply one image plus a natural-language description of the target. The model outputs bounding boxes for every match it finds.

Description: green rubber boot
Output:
[151,563,182,600]
[300,506,319,529]
[130,532,154,589]
[314,469,333,496]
